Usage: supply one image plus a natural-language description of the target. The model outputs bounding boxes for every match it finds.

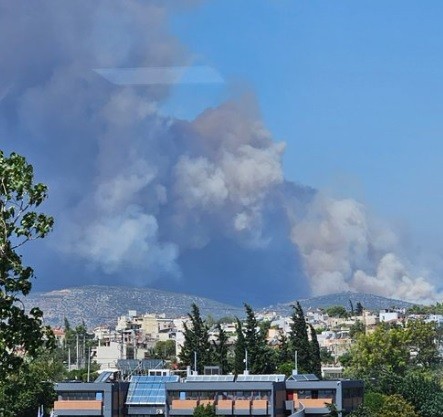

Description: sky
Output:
[1,0,443,307]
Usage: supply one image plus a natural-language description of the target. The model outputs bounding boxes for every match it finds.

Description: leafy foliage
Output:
[377,394,418,417]
[325,305,348,318]
[0,348,65,417]
[0,151,54,376]
[347,320,440,380]
[193,403,216,417]
[154,339,176,360]
[349,320,365,339]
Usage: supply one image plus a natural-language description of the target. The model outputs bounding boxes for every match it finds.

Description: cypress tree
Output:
[213,323,229,373]
[288,302,311,374]
[309,323,322,378]
[178,303,213,374]
[243,304,274,374]
[234,318,246,375]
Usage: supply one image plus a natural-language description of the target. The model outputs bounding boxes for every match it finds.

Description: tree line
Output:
[178,302,321,376]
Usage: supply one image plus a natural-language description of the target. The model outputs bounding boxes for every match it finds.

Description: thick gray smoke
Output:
[0,1,438,305]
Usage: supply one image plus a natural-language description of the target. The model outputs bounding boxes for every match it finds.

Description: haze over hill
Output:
[23,285,415,328]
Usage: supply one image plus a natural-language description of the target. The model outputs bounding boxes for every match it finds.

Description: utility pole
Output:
[87,347,91,382]
[76,333,79,369]
[294,351,298,375]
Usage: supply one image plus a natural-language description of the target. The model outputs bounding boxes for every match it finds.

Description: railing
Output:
[171,399,199,409]
[170,399,269,415]
[297,398,333,408]
[289,401,305,417]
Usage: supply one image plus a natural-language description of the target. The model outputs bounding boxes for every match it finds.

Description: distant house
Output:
[379,308,404,324]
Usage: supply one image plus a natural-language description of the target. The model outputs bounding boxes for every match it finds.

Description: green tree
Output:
[233,318,246,375]
[154,340,176,360]
[0,151,55,378]
[325,305,348,318]
[349,320,365,339]
[212,323,229,373]
[320,348,333,365]
[179,304,213,374]
[377,394,418,417]
[243,304,274,374]
[308,324,321,377]
[392,371,443,417]
[276,362,294,376]
[346,324,410,379]
[193,403,216,417]
[347,321,440,381]
[277,333,291,364]
[355,302,364,316]
[0,348,65,417]
[347,405,375,417]
[288,302,311,374]
[363,392,385,416]
[406,319,440,368]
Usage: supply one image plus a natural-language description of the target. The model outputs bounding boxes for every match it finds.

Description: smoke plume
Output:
[0,1,438,305]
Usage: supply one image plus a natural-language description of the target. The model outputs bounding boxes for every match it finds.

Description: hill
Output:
[23,286,416,329]
[267,291,415,315]
[23,285,244,328]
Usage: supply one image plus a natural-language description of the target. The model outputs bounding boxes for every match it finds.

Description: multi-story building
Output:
[53,371,363,417]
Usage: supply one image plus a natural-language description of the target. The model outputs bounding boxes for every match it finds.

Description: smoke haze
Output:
[0,1,438,305]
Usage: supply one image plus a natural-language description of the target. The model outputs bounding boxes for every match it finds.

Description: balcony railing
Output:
[54,400,103,416]
[170,398,269,416]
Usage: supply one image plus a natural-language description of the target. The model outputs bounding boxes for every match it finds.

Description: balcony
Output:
[295,398,333,414]
[170,398,270,416]
[54,400,103,416]
[216,399,233,415]
[234,399,251,415]
[170,399,199,415]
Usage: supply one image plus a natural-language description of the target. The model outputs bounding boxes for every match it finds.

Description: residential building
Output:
[53,378,129,417]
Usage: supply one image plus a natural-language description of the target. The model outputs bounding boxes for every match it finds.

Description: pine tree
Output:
[288,302,311,374]
[233,318,246,375]
[278,333,291,364]
[212,323,229,373]
[309,324,322,377]
[243,304,274,374]
[178,304,213,374]
[355,302,364,316]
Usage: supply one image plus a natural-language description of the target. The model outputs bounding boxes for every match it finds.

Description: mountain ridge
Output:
[23,285,416,328]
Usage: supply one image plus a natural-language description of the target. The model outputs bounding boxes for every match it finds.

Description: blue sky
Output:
[2,1,443,305]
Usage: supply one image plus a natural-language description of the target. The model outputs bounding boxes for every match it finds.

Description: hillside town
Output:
[53,305,443,377]
[46,303,443,417]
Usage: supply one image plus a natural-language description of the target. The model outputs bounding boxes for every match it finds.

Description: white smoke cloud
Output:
[291,194,439,303]
[174,156,229,209]
[66,208,180,279]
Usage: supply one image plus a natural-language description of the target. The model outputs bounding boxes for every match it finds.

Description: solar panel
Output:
[94,371,113,383]
[126,375,179,405]
[236,374,285,382]
[117,359,165,374]
[185,375,235,383]
[286,374,319,381]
